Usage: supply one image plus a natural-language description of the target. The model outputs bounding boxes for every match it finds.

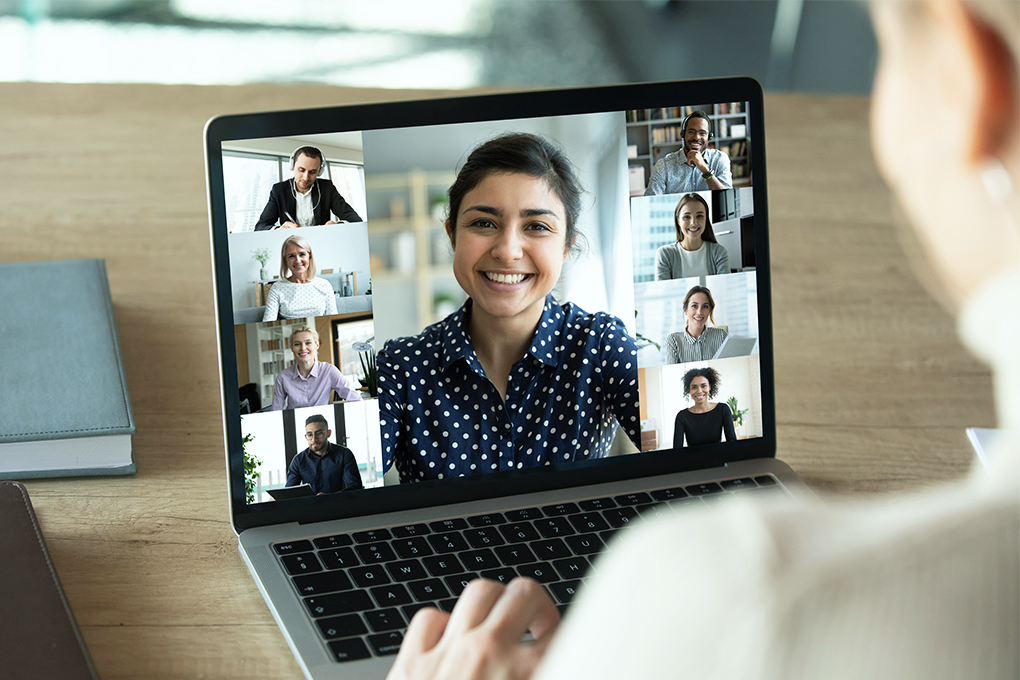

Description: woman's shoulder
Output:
[559,301,629,335]
[706,326,728,339]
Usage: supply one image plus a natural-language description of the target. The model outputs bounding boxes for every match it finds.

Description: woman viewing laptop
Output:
[271,325,361,411]
[261,234,338,321]
[386,1,1020,679]
[655,193,730,280]
[377,132,641,483]
[665,285,728,363]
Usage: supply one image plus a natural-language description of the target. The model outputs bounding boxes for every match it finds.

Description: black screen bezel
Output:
[204,78,774,533]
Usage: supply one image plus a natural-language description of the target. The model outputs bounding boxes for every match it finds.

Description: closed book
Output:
[0,258,135,479]
[0,482,100,679]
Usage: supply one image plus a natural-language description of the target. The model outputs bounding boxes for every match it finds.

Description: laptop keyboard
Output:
[273,475,786,663]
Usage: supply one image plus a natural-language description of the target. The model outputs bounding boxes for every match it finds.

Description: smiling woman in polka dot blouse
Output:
[377,133,641,483]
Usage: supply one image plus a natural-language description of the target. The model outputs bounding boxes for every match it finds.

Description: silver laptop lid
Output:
[204,78,774,534]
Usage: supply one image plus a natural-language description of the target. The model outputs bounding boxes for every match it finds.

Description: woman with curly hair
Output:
[672,366,736,448]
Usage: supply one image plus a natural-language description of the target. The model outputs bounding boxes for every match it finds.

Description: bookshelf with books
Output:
[364,169,465,334]
[626,102,751,195]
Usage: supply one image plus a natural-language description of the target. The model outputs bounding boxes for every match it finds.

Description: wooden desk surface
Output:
[0,83,993,679]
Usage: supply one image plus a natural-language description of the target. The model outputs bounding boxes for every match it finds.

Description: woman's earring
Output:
[979,158,1014,203]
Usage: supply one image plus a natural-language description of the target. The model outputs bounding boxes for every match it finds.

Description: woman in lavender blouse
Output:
[271,324,362,410]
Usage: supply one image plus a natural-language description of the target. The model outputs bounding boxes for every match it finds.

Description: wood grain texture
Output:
[0,84,993,679]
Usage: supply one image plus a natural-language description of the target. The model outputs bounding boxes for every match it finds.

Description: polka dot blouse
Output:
[377,295,641,483]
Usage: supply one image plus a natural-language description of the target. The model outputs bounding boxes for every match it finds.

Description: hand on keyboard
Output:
[386,577,560,680]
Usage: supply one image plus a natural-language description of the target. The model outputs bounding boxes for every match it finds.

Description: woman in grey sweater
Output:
[654,192,729,280]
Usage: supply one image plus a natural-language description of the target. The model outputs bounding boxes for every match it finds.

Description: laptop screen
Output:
[206,80,773,527]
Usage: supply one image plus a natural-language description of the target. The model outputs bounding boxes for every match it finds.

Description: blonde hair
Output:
[289,324,319,345]
[279,234,317,280]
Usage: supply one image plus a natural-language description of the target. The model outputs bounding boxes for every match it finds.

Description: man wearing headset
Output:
[254,146,363,230]
[644,110,732,195]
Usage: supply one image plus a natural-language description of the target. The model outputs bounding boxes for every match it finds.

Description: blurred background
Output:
[0,0,877,92]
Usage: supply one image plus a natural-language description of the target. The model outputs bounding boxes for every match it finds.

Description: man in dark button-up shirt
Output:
[286,414,364,494]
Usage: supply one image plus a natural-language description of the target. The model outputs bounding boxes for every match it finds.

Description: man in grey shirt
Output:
[645,110,732,194]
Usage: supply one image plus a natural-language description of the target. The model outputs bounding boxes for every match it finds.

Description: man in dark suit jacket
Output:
[254,146,363,230]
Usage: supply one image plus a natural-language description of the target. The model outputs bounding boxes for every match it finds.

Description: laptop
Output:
[205,77,810,679]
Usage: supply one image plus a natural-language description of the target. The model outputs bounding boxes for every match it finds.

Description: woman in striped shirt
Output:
[665,285,728,363]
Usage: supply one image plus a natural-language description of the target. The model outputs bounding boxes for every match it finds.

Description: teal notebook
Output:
[0,258,135,479]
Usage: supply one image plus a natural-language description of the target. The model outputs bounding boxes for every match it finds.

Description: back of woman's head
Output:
[447,132,584,248]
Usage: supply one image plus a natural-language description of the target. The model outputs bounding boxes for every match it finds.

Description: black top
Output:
[255,178,362,230]
[673,403,737,448]
[286,442,364,494]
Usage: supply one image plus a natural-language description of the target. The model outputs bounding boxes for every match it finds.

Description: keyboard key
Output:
[686,482,723,496]
[603,507,641,528]
[614,492,652,506]
[495,544,537,566]
[552,556,593,579]
[498,523,540,543]
[292,570,353,596]
[467,512,506,527]
[402,602,438,621]
[444,573,479,596]
[479,567,518,584]
[364,608,405,632]
[532,538,571,560]
[274,540,313,555]
[428,532,469,554]
[535,517,575,538]
[599,529,618,546]
[516,563,558,583]
[650,486,688,501]
[304,590,374,618]
[567,513,609,534]
[367,631,403,656]
[541,502,580,516]
[754,475,777,486]
[391,523,431,538]
[327,637,371,663]
[734,485,788,499]
[423,554,465,577]
[549,580,582,605]
[393,537,434,559]
[461,549,501,571]
[281,553,322,575]
[464,527,505,548]
[701,493,732,505]
[578,497,617,511]
[314,534,353,550]
[720,477,757,491]
[319,547,359,570]
[316,613,366,640]
[370,583,413,607]
[354,543,397,564]
[504,507,543,521]
[385,559,428,582]
[636,503,674,519]
[429,518,468,532]
[408,578,450,601]
[349,565,391,588]
[565,534,604,556]
[353,528,392,543]
[439,598,459,613]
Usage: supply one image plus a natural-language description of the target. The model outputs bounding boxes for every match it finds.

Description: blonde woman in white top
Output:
[262,234,337,321]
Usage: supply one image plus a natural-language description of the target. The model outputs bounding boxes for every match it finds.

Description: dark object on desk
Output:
[0,258,135,479]
[0,482,100,679]
[267,484,315,500]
